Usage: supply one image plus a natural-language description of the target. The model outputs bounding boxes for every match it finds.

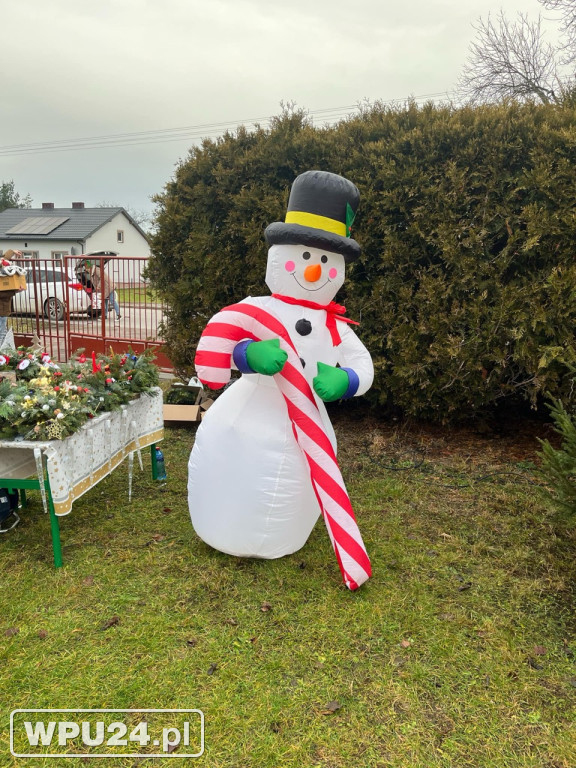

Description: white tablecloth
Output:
[0,387,164,516]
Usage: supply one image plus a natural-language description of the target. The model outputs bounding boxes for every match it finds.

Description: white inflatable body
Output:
[188,243,374,558]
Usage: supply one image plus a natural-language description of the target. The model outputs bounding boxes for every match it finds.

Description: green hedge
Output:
[147,102,576,421]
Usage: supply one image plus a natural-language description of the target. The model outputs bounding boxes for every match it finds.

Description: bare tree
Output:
[458,12,561,104]
[96,200,152,232]
[540,0,576,64]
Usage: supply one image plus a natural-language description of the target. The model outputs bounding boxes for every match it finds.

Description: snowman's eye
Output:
[302,251,311,260]
[321,255,328,263]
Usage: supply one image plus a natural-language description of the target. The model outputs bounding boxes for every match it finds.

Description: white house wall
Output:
[0,239,84,258]
[85,213,149,286]
[85,213,150,259]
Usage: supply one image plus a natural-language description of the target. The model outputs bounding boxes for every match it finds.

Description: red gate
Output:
[9,257,71,361]
[9,256,173,370]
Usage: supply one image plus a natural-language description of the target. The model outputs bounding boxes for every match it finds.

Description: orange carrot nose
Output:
[304,263,322,282]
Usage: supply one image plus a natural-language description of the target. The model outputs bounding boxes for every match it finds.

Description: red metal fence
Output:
[8,256,172,370]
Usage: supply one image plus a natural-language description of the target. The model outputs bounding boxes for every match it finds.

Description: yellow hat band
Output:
[285,210,346,237]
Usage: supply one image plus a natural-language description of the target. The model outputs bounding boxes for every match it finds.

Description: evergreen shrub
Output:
[538,398,576,516]
[147,102,576,421]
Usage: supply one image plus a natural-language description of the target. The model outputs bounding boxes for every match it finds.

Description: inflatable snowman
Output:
[188,170,374,576]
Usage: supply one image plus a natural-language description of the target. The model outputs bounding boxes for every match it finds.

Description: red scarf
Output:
[271,293,359,346]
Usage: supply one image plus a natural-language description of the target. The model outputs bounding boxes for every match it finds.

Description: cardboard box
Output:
[164,382,204,406]
[163,404,201,422]
[0,292,16,316]
[163,396,214,423]
[0,274,26,292]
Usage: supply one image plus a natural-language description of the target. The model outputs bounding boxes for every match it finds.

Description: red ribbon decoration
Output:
[91,351,101,373]
[271,294,359,346]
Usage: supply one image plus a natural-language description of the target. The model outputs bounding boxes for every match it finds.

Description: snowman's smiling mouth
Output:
[291,273,330,292]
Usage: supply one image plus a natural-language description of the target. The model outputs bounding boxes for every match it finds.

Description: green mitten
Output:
[246,338,288,376]
[313,362,349,402]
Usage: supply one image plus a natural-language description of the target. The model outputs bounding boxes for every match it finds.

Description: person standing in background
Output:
[90,259,121,321]
[80,259,101,318]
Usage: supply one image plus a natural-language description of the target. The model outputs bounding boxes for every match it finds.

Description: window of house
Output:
[20,251,39,259]
[51,251,68,260]
[117,230,124,243]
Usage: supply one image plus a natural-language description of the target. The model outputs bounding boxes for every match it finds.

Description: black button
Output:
[295,319,312,336]
[300,358,306,368]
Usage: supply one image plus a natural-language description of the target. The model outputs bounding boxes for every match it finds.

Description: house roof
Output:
[0,206,148,242]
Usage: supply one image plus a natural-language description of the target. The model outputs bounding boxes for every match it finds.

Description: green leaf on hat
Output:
[345,203,356,237]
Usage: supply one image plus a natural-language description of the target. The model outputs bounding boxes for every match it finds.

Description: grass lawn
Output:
[1,405,575,767]
[115,287,159,306]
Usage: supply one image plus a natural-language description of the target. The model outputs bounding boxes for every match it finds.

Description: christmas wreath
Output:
[0,347,160,441]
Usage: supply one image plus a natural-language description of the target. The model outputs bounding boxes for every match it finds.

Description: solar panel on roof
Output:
[5,216,70,235]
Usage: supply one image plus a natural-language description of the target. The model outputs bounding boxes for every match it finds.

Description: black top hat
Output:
[264,170,361,262]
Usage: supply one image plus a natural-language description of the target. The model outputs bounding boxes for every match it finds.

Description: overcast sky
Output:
[0,0,563,219]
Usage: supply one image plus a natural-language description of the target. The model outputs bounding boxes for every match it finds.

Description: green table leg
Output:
[150,443,158,481]
[20,489,27,508]
[46,480,63,568]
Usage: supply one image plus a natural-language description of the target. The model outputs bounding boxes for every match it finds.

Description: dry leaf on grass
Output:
[101,616,120,631]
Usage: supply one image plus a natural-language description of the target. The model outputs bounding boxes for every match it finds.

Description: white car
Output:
[11,265,92,321]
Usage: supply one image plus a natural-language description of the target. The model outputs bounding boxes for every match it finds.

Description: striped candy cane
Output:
[194,301,372,590]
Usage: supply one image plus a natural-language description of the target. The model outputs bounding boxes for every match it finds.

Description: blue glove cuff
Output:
[340,367,360,399]
[233,339,255,374]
